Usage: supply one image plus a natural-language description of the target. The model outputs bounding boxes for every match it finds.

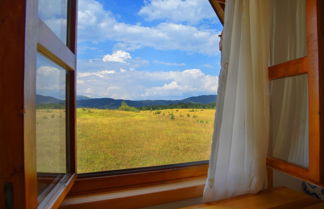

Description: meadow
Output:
[77,108,215,173]
[36,108,216,174]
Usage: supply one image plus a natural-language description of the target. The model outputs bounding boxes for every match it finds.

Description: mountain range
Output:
[36,94,217,109]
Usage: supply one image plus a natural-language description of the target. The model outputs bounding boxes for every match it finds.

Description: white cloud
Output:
[113,42,142,51]
[78,0,220,56]
[77,55,149,74]
[102,50,132,63]
[77,68,218,99]
[78,70,115,78]
[203,64,213,69]
[154,60,185,66]
[139,0,215,24]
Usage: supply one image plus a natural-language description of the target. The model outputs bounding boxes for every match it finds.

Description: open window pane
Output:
[36,53,68,200]
[38,0,68,44]
[269,74,309,168]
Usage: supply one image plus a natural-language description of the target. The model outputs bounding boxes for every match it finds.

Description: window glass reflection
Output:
[38,0,68,43]
[36,53,67,200]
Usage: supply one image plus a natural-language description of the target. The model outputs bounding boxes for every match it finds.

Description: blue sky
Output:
[76,0,222,100]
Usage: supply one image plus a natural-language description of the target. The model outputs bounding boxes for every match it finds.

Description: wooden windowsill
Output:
[60,176,205,209]
[69,163,208,196]
[180,187,321,209]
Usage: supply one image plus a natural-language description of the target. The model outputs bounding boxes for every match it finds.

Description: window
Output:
[75,0,222,173]
[267,0,323,184]
[0,0,77,208]
[36,52,68,202]
[34,0,77,206]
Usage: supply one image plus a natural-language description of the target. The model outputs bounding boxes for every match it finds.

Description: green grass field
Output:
[77,108,215,173]
[36,108,215,174]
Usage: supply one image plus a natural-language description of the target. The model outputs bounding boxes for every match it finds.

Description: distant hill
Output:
[77,95,91,100]
[181,95,217,104]
[36,95,63,105]
[77,95,217,109]
[36,94,217,109]
[36,95,65,109]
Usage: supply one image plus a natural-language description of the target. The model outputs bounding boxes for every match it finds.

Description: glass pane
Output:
[38,0,68,44]
[36,53,67,200]
[270,0,307,66]
[269,74,309,168]
[76,0,221,173]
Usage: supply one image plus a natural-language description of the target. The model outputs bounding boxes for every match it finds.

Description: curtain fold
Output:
[270,75,308,167]
[269,0,308,168]
[203,0,271,202]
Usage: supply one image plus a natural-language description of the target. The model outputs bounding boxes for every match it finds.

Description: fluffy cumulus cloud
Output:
[78,0,220,55]
[74,0,221,99]
[39,0,221,99]
[77,68,218,100]
[139,0,215,24]
[77,51,149,74]
[102,50,132,63]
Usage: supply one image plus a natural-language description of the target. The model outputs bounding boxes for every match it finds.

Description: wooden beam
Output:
[37,19,76,71]
[317,0,324,184]
[268,57,308,80]
[209,0,225,25]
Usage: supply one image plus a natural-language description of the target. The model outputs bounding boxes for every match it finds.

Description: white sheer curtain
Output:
[270,75,308,167]
[269,0,306,65]
[203,0,271,202]
[269,0,308,168]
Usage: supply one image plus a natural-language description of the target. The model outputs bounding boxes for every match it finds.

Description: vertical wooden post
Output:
[67,0,78,174]
[317,0,324,184]
[0,0,38,208]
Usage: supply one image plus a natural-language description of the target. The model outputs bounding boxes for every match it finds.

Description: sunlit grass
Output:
[77,108,215,173]
[36,108,215,173]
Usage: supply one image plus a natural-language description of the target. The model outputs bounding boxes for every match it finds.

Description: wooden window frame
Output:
[35,0,78,207]
[70,162,208,196]
[266,0,324,185]
[0,0,78,208]
[209,0,225,25]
